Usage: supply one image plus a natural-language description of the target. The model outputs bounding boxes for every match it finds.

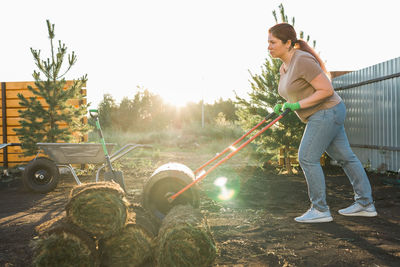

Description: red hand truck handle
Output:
[168,109,290,203]
[193,112,276,174]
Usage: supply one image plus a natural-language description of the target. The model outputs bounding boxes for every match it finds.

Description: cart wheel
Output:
[142,163,200,222]
[22,157,60,193]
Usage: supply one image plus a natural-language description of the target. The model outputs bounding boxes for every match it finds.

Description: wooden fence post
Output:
[1,82,8,168]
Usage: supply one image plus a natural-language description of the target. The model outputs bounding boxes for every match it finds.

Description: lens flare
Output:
[214,177,227,187]
[214,177,235,201]
[218,187,235,201]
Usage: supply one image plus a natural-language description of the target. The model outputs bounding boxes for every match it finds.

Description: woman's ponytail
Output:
[269,23,331,79]
[296,39,330,79]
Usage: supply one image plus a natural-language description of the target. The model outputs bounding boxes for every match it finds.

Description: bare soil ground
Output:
[1,150,399,267]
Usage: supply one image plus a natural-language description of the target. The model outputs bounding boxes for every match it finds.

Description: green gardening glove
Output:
[273,103,283,115]
[282,102,301,112]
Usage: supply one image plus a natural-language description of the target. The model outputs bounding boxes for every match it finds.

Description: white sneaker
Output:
[294,207,333,223]
[338,202,377,217]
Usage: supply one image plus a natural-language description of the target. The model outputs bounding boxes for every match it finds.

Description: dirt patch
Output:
[1,153,399,267]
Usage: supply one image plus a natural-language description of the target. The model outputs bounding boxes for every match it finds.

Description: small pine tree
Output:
[15,20,89,156]
[97,94,118,131]
[236,4,318,173]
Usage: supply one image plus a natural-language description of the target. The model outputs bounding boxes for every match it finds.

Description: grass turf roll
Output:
[155,204,217,267]
[99,221,154,267]
[66,182,130,239]
[32,215,99,267]
[99,204,160,267]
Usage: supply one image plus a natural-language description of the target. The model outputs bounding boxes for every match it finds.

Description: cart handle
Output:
[168,109,290,203]
[194,112,276,174]
[95,144,153,182]
[89,109,98,119]
[0,143,21,150]
[89,108,114,172]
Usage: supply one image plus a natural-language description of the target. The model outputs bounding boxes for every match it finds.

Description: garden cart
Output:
[142,109,290,221]
[0,143,24,185]
[22,109,151,193]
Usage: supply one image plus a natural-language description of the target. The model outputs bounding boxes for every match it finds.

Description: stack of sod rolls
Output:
[32,182,158,267]
[155,204,217,267]
[98,203,158,267]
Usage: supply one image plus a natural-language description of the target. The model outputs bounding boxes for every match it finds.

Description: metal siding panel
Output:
[396,79,398,171]
[383,62,390,170]
[390,86,395,171]
[377,65,382,148]
[396,59,399,171]
[333,57,400,172]
[370,64,376,170]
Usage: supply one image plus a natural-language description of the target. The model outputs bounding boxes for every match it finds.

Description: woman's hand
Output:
[282,102,300,111]
[274,102,300,114]
[274,103,283,114]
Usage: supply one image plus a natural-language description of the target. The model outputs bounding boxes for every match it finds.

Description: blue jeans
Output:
[298,101,373,212]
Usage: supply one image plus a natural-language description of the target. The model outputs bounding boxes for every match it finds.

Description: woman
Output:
[268,23,377,223]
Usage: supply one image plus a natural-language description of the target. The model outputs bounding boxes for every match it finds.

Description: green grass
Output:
[87,123,277,170]
[89,123,243,150]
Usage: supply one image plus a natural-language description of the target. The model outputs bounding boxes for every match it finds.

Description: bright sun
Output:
[161,93,200,108]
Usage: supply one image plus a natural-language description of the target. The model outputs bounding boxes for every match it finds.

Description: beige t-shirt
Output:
[278,49,342,123]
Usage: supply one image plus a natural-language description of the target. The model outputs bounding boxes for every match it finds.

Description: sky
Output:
[1,0,399,108]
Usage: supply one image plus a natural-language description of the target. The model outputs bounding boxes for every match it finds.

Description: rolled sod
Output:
[99,203,160,266]
[99,221,154,267]
[155,204,217,267]
[32,215,99,267]
[65,182,130,239]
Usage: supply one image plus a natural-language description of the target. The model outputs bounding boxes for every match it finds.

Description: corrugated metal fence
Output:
[332,57,400,172]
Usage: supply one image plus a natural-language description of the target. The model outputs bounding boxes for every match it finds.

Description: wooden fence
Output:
[0,81,87,167]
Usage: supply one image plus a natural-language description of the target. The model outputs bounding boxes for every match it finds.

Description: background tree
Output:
[97,88,177,132]
[129,89,175,132]
[207,98,237,123]
[112,97,134,132]
[15,20,89,156]
[96,90,239,131]
[97,94,118,130]
[236,4,318,173]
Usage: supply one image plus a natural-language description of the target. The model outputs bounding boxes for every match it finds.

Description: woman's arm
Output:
[298,73,334,109]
